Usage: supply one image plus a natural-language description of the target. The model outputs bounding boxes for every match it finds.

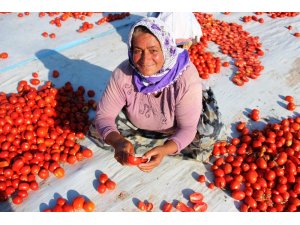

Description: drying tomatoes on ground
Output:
[0,76,95,205]
[211,115,300,212]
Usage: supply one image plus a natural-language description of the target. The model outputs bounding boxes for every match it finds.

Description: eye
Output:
[132,49,142,55]
[150,49,158,54]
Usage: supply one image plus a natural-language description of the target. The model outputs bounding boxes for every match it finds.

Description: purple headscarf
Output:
[128,17,190,94]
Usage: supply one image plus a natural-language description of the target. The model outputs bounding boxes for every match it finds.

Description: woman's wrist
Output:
[105,131,126,149]
[161,140,178,156]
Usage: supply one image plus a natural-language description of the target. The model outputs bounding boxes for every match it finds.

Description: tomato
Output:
[175,201,193,212]
[83,201,95,212]
[231,190,245,201]
[105,179,116,190]
[193,202,208,212]
[41,32,48,37]
[30,79,40,86]
[245,170,258,184]
[49,33,56,39]
[127,154,147,166]
[62,204,74,212]
[12,159,24,172]
[162,202,172,212]
[99,173,108,184]
[12,196,23,205]
[82,148,93,158]
[256,157,267,169]
[189,192,204,204]
[18,182,30,191]
[0,181,6,191]
[198,175,206,183]
[72,196,85,210]
[287,102,296,111]
[208,183,215,189]
[145,202,153,212]
[56,197,66,206]
[17,190,28,199]
[97,183,106,194]
[265,170,276,181]
[87,90,95,97]
[138,201,146,211]
[244,196,257,209]
[53,167,65,178]
[38,168,49,180]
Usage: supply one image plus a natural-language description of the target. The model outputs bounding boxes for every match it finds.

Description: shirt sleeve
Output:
[168,64,203,153]
[94,65,127,142]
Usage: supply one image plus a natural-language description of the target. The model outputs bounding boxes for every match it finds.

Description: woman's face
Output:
[131,32,164,76]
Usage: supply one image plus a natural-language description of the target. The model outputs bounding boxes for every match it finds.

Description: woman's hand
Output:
[137,146,168,172]
[105,131,135,165]
[138,140,178,172]
[113,139,135,165]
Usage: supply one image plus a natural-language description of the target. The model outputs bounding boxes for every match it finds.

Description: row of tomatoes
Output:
[0,76,96,204]
[208,115,300,212]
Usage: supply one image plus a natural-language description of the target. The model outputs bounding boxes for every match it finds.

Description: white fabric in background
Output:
[148,12,203,44]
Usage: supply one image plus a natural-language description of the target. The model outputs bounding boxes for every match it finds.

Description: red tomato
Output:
[138,201,146,211]
[162,202,173,212]
[198,175,206,183]
[99,173,108,184]
[193,202,208,212]
[145,202,153,212]
[62,204,74,212]
[97,183,106,194]
[56,197,66,206]
[82,148,93,158]
[83,201,95,212]
[105,179,116,190]
[12,196,23,205]
[285,95,294,103]
[189,192,204,204]
[53,167,65,178]
[127,154,147,166]
[30,79,40,86]
[231,190,245,201]
[72,196,85,210]
[176,201,194,212]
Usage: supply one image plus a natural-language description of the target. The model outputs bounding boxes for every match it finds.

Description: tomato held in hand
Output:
[127,154,147,166]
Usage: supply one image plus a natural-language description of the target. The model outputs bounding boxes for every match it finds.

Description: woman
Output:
[89,17,222,172]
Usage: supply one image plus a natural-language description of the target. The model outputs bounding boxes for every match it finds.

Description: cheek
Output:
[154,53,164,67]
[132,54,140,65]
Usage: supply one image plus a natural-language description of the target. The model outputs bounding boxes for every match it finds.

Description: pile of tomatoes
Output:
[191,13,264,86]
[0,79,94,204]
[210,116,300,211]
[43,195,95,212]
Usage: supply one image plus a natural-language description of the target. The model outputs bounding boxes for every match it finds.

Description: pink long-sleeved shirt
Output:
[95,60,202,153]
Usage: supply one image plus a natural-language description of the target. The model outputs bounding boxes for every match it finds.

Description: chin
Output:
[139,69,158,76]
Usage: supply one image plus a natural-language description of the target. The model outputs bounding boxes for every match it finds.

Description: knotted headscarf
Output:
[128,17,190,94]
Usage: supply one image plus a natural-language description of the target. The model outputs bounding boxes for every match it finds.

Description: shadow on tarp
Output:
[0,198,14,212]
[101,12,144,45]
[36,49,112,103]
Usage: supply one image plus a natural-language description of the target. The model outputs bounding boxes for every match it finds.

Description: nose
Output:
[140,50,151,64]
